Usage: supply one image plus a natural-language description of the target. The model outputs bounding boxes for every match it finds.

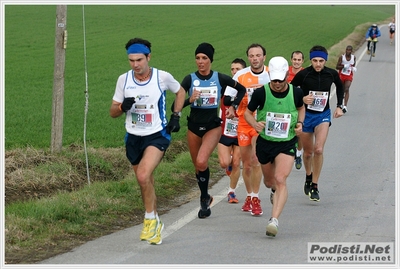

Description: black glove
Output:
[166,114,180,134]
[120,97,135,112]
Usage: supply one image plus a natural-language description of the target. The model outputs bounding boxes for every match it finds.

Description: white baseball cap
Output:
[268,56,289,81]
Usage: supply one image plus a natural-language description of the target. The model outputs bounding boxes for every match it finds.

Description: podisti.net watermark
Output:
[308,242,394,263]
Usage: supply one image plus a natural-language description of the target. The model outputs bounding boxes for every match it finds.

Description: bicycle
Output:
[367,37,378,62]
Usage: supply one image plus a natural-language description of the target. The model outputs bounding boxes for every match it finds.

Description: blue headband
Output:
[310,51,328,61]
[127,43,151,55]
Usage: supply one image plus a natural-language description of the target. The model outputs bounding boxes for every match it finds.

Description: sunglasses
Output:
[271,79,285,83]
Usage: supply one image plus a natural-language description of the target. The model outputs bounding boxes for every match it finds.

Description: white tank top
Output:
[340,54,355,75]
[124,68,165,136]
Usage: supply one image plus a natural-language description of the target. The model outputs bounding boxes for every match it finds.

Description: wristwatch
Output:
[173,112,182,117]
[232,104,238,110]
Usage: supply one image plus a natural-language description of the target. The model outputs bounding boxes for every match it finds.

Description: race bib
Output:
[193,86,218,107]
[265,112,291,139]
[341,65,351,76]
[223,117,238,137]
[308,91,328,112]
[131,103,155,129]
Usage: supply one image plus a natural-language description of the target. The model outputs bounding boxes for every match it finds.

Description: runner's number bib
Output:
[265,112,291,139]
[308,91,328,112]
[130,103,155,129]
[193,86,218,107]
[224,117,239,137]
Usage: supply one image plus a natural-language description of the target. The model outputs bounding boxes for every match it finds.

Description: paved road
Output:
[41,27,397,268]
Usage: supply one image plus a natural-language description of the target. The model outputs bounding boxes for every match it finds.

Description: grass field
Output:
[4,4,395,149]
[2,4,396,264]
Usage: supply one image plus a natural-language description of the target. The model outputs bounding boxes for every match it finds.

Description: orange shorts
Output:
[237,119,259,147]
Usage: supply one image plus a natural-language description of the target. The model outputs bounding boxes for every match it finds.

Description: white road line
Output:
[162,176,244,238]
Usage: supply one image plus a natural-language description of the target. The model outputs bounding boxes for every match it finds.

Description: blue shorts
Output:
[303,109,332,133]
[125,131,170,165]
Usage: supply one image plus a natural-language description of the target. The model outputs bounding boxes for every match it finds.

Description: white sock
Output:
[228,188,235,193]
[251,192,258,198]
[145,211,155,219]
[296,149,302,157]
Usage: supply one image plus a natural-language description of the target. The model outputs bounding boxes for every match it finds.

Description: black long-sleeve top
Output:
[290,65,344,113]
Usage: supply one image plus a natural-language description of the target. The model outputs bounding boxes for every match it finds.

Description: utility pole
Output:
[51,5,67,153]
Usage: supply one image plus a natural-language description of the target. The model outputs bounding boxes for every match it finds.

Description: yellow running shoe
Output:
[140,218,157,241]
[148,219,164,245]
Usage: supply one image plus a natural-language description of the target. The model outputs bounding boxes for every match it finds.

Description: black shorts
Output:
[390,29,395,34]
[219,134,239,147]
[255,136,297,165]
[187,116,222,138]
[125,131,170,165]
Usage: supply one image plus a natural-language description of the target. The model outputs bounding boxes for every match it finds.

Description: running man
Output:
[218,58,246,203]
[388,17,395,45]
[291,45,344,202]
[244,56,305,237]
[336,45,357,114]
[224,43,270,216]
[287,50,305,170]
[110,37,186,245]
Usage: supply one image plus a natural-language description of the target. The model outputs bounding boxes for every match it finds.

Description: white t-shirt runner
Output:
[112,68,181,136]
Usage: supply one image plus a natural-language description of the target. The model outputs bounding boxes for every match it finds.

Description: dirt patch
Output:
[5,145,129,205]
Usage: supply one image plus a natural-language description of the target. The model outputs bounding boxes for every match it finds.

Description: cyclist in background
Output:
[365,24,381,57]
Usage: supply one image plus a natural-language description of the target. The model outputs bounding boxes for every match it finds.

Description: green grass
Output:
[4,4,395,149]
[4,145,222,263]
[3,4,395,264]
[6,178,140,245]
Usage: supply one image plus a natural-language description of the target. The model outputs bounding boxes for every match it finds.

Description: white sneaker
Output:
[266,217,279,237]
